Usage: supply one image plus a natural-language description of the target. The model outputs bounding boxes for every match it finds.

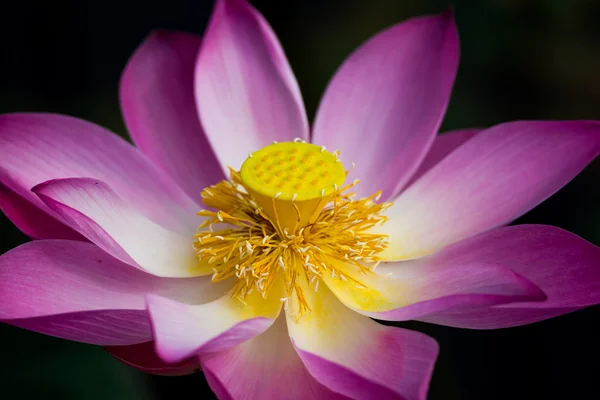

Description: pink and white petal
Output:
[0,113,198,234]
[0,181,82,240]
[147,280,284,363]
[195,0,308,171]
[287,282,439,400]
[378,121,600,261]
[120,30,224,199]
[312,11,459,200]
[0,240,221,345]
[410,225,600,329]
[201,314,348,400]
[33,178,210,277]
[106,342,201,376]
[404,128,480,189]
[323,255,545,322]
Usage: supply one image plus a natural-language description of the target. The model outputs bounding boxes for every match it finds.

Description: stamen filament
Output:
[194,172,389,316]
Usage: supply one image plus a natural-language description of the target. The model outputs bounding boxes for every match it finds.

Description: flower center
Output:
[194,141,391,316]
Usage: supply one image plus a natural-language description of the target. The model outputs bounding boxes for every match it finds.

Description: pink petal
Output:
[0,240,220,345]
[195,0,308,171]
[33,178,209,278]
[404,128,480,189]
[312,11,459,199]
[106,342,200,376]
[120,30,224,200]
[0,113,198,234]
[286,283,438,400]
[147,283,284,363]
[0,181,82,240]
[201,315,348,400]
[378,121,600,261]
[411,225,600,329]
[324,255,545,322]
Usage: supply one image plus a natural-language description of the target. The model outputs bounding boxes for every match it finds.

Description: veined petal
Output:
[120,30,224,199]
[0,182,81,240]
[287,283,438,400]
[0,113,199,234]
[405,128,480,189]
[33,178,210,278]
[106,342,200,376]
[147,279,284,363]
[312,11,459,200]
[201,314,348,400]
[323,255,545,322]
[0,240,221,345]
[195,0,308,171]
[377,121,600,260]
[410,225,600,329]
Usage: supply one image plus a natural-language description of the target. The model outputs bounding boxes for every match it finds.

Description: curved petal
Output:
[120,30,224,199]
[323,255,545,322]
[33,178,210,278]
[0,113,199,233]
[0,181,82,240]
[404,128,480,189]
[0,240,222,345]
[195,0,308,171]
[287,282,439,400]
[201,314,348,400]
[106,342,200,376]
[377,121,600,260]
[147,279,284,363]
[312,11,459,200]
[410,225,600,329]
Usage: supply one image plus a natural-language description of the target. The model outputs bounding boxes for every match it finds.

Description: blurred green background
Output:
[1,0,600,399]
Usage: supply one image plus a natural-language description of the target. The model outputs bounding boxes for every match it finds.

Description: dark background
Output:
[1,0,600,399]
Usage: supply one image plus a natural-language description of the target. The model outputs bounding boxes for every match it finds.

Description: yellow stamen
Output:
[194,142,391,317]
[239,142,345,232]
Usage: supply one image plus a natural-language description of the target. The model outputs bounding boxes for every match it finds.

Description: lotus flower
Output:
[1,0,599,399]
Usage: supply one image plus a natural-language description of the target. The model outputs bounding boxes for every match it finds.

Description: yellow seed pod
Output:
[240,142,346,231]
